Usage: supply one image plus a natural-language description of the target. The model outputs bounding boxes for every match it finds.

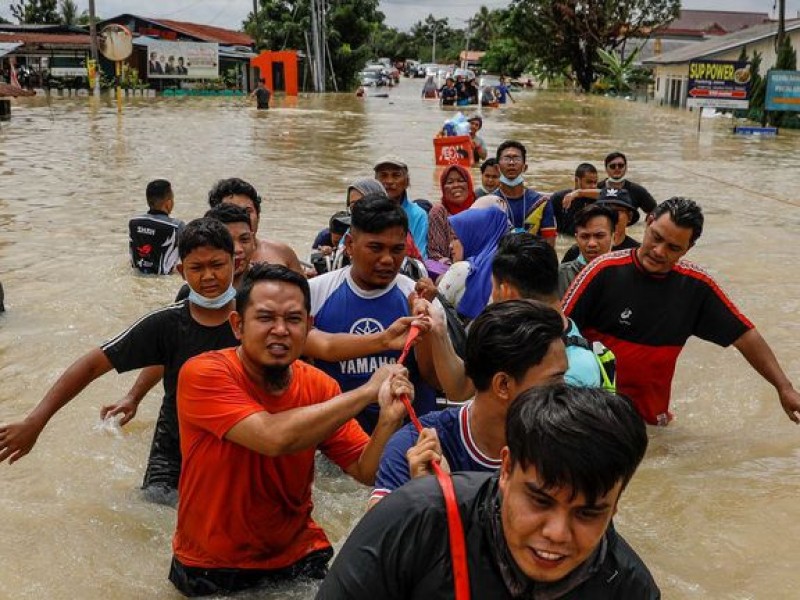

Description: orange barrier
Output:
[433,135,474,168]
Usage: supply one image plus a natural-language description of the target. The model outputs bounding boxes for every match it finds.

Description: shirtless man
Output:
[207,177,304,274]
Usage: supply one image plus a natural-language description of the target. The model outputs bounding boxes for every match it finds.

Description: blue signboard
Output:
[766,70,800,112]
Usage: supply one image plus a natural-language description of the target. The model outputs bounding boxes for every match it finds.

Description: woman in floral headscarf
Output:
[426,165,477,272]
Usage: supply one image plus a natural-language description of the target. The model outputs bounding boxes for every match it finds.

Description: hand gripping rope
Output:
[396,325,471,600]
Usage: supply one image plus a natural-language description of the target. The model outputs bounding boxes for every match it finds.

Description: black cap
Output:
[597,188,639,225]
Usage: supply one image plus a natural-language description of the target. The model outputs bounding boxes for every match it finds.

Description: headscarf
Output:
[345,177,385,207]
[344,177,423,260]
[439,165,476,216]
[448,206,510,319]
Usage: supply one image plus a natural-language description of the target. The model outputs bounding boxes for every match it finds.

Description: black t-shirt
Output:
[101,300,238,489]
[440,86,457,106]
[561,235,640,264]
[598,180,657,215]
[129,210,184,275]
[550,188,596,235]
[255,86,270,109]
[318,473,660,599]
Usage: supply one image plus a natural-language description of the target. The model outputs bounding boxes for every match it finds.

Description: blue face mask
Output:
[187,284,237,310]
[499,174,525,187]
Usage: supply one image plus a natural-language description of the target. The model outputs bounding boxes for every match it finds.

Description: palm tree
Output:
[471,6,499,43]
[59,0,78,26]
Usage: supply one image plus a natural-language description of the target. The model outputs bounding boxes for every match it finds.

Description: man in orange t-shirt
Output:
[170,264,415,597]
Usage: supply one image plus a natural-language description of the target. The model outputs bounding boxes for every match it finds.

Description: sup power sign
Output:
[687,60,751,109]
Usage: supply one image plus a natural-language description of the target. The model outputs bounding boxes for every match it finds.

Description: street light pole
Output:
[88,0,100,95]
[432,26,437,64]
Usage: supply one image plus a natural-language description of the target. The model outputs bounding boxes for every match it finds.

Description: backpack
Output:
[563,335,617,392]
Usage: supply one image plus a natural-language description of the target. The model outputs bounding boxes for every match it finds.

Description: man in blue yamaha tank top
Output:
[309,193,439,433]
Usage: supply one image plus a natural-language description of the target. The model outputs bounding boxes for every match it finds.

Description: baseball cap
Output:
[374,156,408,171]
[597,188,639,225]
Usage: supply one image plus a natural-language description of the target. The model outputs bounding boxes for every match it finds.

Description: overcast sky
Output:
[2,0,798,32]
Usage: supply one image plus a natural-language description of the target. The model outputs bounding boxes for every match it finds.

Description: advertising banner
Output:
[687,60,751,109]
[146,41,218,79]
[765,70,800,112]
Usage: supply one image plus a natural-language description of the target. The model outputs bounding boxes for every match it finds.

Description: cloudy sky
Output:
[2,0,798,32]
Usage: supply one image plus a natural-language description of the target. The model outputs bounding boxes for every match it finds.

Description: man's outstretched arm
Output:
[0,348,114,464]
[733,328,800,423]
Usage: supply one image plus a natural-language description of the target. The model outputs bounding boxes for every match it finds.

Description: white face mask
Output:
[607,175,626,184]
[499,174,525,187]
[187,272,236,309]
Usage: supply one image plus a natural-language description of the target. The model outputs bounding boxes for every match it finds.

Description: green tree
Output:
[11,0,59,24]
[58,0,77,26]
[244,0,385,91]
[76,9,100,26]
[501,0,679,91]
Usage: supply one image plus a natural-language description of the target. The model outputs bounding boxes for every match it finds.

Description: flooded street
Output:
[1,82,799,599]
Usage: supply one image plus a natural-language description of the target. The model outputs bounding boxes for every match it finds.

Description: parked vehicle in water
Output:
[360,65,391,87]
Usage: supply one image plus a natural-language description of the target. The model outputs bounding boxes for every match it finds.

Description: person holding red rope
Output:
[317,384,659,599]
[168,264,416,597]
[369,299,567,505]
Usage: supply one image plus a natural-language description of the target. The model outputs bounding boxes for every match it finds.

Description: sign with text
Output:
[765,70,800,112]
[146,41,218,79]
[687,60,751,109]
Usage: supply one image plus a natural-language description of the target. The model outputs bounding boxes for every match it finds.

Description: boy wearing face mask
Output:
[494,140,557,247]
[0,219,241,505]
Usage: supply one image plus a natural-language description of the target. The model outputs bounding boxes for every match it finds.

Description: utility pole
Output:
[252,0,260,49]
[776,0,786,52]
[432,26,437,64]
[88,0,100,95]
[462,18,472,69]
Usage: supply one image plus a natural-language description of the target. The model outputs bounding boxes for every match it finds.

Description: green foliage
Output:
[58,0,77,26]
[594,46,650,92]
[244,0,383,90]
[481,38,531,76]
[10,0,59,24]
[76,9,100,25]
[500,0,680,91]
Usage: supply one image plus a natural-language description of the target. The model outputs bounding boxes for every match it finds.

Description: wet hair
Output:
[204,203,252,230]
[145,179,172,209]
[349,192,408,235]
[650,197,704,244]
[236,263,311,315]
[574,162,597,178]
[208,178,262,216]
[464,300,563,392]
[492,233,558,301]
[480,157,499,173]
[506,384,648,503]
[178,217,234,260]
[496,140,527,163]
[574,204,618,231]
[604,151,627,167]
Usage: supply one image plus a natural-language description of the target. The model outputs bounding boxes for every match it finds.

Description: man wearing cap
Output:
[561,188,640,263]
[374,156,429,259]
[468,115,487,163]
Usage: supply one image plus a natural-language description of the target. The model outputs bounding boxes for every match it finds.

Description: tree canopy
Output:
[11,0,59,24]
[244,0,384,90]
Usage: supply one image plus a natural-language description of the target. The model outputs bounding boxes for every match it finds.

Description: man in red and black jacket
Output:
[563,197,800,426]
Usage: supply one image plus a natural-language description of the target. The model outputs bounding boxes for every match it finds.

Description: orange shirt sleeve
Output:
[178,351,264,440]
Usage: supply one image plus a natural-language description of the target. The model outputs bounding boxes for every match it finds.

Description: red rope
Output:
[396,325,471,600]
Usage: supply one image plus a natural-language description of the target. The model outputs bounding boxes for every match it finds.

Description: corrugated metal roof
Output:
[0,32,90,46]
[0,42,23,57]
[146,18,253,46]
[644,19,800,64]
[658,10,770,35]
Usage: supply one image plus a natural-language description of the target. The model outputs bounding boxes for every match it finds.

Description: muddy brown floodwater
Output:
[1,82,799,599]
